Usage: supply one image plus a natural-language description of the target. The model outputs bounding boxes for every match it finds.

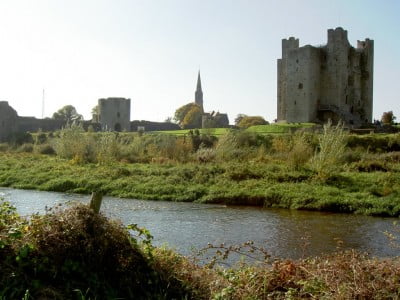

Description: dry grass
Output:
[152,249,400,299]
[2,200,400,299]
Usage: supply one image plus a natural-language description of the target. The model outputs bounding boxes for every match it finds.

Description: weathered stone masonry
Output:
[277,27,373,126]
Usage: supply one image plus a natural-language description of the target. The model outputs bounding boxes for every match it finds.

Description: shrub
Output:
[17,143,34,153]
[35,144,56,155]
[53,124,97,163]
[195,147,216,163]
[310,121,347,180]
[8,132,34,146]
[287,132,313,170]
[35,132,47,144]
[0,203,191,299]
[96,133,121,164]
[237,116,268,128]
[0,143,9,152]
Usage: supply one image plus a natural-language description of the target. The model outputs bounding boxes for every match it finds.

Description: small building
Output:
[202,111,229,128]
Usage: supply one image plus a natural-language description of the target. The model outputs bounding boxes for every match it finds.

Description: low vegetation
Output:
[1,200,400,299]
[1,123,400,216]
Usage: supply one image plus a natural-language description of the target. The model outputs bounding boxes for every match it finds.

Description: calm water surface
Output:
[0,187,397,259]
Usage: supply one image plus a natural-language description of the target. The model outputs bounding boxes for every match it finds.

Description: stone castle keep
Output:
[98,97,131,132]
[277,27,374,126]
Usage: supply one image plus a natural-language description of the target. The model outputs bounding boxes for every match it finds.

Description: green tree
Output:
[52,105,83,123]
[91,105,100,122]
[381,111,396,125]
[174,103,202,128]
[234,114,247,126]
[237,116,268,128]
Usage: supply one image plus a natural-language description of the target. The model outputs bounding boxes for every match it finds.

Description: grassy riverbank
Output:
[1,200,400,299]
[1,151,400,216]
[2,123,400,216]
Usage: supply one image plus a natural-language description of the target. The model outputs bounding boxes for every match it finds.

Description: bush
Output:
[195,147,216,163]
[287,132,314,170]
[17,143,34,153]
[35,144,56,155]
[53,124,97,163]
[0,203,191,299]
[8,132,34,146]
[310,121,347,180]
[35,132,47,144]
[96,133,121,164]
[0,143,9,152]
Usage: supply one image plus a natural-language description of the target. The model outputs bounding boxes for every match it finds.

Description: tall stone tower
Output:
[277,27,374,126]
[98,97,131,131]
[195,71,204,111]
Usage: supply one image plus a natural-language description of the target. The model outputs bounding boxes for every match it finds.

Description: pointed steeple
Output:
[195,70,204,111]
[196,71,202,91]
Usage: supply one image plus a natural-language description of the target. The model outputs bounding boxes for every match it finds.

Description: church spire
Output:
[195,70,204,111]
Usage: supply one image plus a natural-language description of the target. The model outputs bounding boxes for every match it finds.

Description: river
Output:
[1,187,398,261]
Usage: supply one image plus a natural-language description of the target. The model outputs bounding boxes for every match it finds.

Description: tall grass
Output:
[310,121,347,179]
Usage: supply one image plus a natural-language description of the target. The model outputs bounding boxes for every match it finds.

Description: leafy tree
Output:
[381,111,396,125]
[237,116,268,128]
[52,105,83,123]
[174,103,202,128]
[234,114,247,126]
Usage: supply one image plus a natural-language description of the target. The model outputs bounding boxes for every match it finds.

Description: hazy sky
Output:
[0,0,399,123]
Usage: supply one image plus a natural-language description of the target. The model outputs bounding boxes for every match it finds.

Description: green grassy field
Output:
[153,123,318,136]
[152,127,229,136]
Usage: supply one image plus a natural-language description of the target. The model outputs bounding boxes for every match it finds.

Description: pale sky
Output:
[0,0,399,123]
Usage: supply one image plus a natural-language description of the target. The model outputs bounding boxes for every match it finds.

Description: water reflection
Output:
[1,187,397,259]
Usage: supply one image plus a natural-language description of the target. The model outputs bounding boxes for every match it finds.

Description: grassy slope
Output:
[1,152,400,216]
[153,123,317,136]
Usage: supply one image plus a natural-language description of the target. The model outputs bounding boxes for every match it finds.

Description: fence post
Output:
[89,192,103,213]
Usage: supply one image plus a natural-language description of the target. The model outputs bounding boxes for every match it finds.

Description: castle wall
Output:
[18,117,65,133]
[130,120,180,132]
[99,98,131,131]
[0,101,19,142]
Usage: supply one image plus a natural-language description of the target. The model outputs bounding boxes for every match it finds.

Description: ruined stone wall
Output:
[277,28,373,126]
[99,98,131,131]
[18,117,65,133]
[130,120,180,132]
[0,101,18,142]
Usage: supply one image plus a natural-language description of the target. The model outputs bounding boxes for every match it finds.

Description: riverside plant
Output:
[310,120,347,180]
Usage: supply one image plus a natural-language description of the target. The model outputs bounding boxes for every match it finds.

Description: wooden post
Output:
[89,192,103,213]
